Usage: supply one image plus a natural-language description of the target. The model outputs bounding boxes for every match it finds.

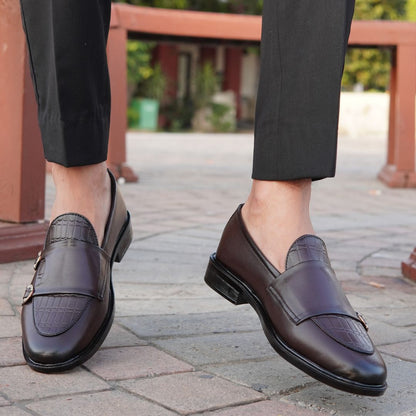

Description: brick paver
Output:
[27,390,177,416]
[119,372,264,415]
[204,399,328,415]
[84,346,193,380]
[1,130,416,415]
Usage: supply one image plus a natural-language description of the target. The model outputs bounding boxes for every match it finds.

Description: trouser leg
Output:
[19,0,112,167]
[253,0,355,181]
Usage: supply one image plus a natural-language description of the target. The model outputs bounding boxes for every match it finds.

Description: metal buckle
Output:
[357,312,369,331]
[33,251,42,270]
[22,284,34,305]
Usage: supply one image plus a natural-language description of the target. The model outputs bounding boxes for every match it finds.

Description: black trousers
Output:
[20,0,355,181]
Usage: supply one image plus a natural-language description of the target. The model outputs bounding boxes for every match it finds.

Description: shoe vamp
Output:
[33,295,91,336]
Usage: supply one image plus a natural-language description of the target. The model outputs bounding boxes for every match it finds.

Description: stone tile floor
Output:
[1,132,415,415]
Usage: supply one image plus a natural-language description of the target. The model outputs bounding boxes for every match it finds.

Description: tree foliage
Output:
[343,0,410,91]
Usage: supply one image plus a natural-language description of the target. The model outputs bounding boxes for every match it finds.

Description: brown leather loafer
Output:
[21,171,132,373]
[205,205,387,396]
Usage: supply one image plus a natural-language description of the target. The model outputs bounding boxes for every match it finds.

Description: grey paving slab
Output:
[119,371,264,415]
[27,390,177,416]
[84,346,193,381]
[0,397,10,407]
[115,297,236,317]
[0,299,14,316]
[363,307,416,328]
[0,267,13,284]
[0,317,21,338]
[118,308,259,338]
[200,399,329,415]
[152,331,276,366]
[380,340,416,362]
[283,357,416,415]
[0,338,25,367]
[101,322,147,349]
[0,407,30,416]
[203,358,316,395]
[113,282,213,300]
[2,130,416,415]
[365,320,415,346]
[0,366,109,401]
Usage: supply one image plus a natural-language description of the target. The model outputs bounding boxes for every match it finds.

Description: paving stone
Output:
[364,321,415,346]
[359,266,403,278]
[0,407,30,416]
[27,390,176,416]
[203,358,315,395]
[334,270,362,281]
[0,397,10,407]
[0,268,13,284]
[116,297,235,317]
[346,290,416,310]
[84,346,193,380]
[113,282,212,300]
[363,308,416,328]
[0,338,25,367]
[119,371,264,415]
[118,308,258,338]
[101,323,147,349]
[0,285,9,298]
[201,399,328,415]
[0,299,14,316]
[0,317,21,338]
[152,331,276,366]
[380,340,416,362]
[0,366,109,401]
[283,357,416,415]
[113,251,207,284]
[360,256,405,269]
[131,232,218,250]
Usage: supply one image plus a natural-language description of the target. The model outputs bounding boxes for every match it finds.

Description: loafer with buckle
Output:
[21,170,132,373]
[205,205,387,396]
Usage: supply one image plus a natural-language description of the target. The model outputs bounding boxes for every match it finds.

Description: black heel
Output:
[114,212,133,263]
[204,254,248,305]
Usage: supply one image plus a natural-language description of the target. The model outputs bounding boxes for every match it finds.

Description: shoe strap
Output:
[267,260,361,326]
[26,241,109,303]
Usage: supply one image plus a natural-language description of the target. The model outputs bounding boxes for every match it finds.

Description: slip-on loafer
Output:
[205,205,387,396]
[21,170,132,373]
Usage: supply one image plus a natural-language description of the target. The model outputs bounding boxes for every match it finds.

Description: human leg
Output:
[19,0,132,372]
[206,0,387,395]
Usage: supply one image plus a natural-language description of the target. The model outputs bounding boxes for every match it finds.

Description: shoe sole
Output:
[23,212,133,373]
[205,253,387,397]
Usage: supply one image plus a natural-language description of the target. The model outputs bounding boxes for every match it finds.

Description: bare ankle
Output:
[50,162,111,244]
[241,179,314,271]
[243,179,312,221]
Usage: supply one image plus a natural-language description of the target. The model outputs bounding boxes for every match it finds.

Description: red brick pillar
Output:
[223,47,243,120]
[378,45,416,188]
[0,1,48,263]
[107,26,138,182]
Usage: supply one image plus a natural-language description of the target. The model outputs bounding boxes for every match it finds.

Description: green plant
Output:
[208,102,234,132]
[193,63,220,109]
[127,105,140,128]
[139,64,168,101]
[127,40,155,93]
[162,98,195,131]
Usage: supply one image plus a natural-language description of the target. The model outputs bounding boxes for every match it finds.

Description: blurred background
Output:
[116,0,416,133]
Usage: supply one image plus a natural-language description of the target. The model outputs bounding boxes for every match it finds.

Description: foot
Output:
[205,206,387,396]
[50,162,111,245]
[241,179,314,272]
[21,170,132,373]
